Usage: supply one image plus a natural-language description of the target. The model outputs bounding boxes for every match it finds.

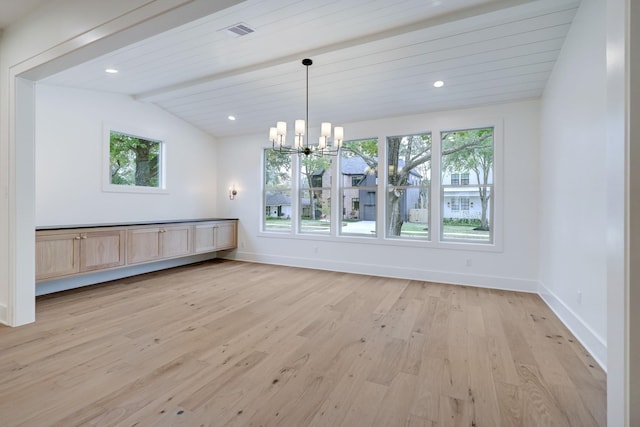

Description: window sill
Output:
[257,230,502,253]
[102,184,169,195]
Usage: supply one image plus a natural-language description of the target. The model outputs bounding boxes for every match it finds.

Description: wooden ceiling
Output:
[40,0,580,138]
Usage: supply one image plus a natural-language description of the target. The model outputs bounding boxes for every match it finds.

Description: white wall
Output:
[0,0,242,325]
[35,84,217,226]
[218,100,540,293]
[539,0,607,368]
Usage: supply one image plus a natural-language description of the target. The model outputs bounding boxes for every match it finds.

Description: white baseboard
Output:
[538,281,607,371]
[0,303,7,326]
[228,250,538,293]
[228,252,606,370]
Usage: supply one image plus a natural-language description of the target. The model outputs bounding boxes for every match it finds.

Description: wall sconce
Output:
[229,185,237,200]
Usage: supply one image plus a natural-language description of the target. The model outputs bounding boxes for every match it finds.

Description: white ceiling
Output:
[40,0,580,139]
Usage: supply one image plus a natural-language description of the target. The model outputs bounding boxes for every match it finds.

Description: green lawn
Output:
[264,218,330,232]
[400,222,489,240]
[265,218,490,241]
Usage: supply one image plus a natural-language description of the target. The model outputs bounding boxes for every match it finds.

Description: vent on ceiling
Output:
[221,22,255,38]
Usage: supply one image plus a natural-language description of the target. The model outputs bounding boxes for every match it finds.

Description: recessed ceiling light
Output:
[105,68,118,74]
[228,115,236,121]
[433,80,444,88]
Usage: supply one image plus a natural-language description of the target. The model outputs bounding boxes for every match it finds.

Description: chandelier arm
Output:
[270,58,341,157]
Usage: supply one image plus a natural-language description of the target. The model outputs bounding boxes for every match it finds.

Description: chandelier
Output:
[269,58,344,156]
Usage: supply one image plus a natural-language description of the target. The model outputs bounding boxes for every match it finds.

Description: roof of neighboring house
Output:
[341,156,370,175]
[265,192,291,206]
[266,192,313,207]
[341,156,421,177]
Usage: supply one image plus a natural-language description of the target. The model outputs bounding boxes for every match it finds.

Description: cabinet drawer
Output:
[36,233,81,280]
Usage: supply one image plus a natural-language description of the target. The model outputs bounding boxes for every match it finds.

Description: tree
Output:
[110,132,159,187]
[265,149,292,190]
[386,134,439,236]
[350,133,488,236]
[300,155,331,220]
[341,139,378,170]
[441,128,493,230]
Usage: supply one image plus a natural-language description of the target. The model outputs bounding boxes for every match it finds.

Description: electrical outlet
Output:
[577,291,582,305]
[465,258,472,267]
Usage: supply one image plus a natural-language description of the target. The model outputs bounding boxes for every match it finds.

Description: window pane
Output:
[300,156,332,234]
[300,189,331,233]
[264,149,292,232]
[110,131,161,188]
[441,127,494,243]
[386,134,431,239]
[340,139,378,236]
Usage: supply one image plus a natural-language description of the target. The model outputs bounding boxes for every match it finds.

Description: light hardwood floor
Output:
[0,260,606,426]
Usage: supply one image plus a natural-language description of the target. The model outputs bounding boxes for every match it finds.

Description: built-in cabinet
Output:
[80,229,126,272]
[36,219,237,282]
[127,224,192,264]
[194,221,237,253]
[36,229,126,281]
[36,232,81,281]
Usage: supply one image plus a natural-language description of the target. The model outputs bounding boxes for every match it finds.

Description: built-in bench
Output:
[36,219,237,295]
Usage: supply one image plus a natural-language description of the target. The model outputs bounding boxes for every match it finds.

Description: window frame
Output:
[298,154,334,235]
[439,126,496,245]
[339,138,379,237]
[102,123,167,194]
[384,132,432,241]
[258,120,502,253]
[262,148,294,233]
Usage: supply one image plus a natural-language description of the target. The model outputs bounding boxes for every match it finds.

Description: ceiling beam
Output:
[134,0,544,103]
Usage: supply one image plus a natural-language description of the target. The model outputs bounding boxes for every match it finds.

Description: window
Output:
[264,149,292,232]
[386,133,431,240]
[450,172,469,185]
[340,139,378,235]
[351,175,364,186]
[299,155,332,234]
[259,124,498,248]
[441,127,493,243]
[106,130,164,192]
[460,197,470,211]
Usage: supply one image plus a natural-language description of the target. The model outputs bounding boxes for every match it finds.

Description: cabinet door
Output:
[80,230,126,272]
[127,227,161,264]
[36,233,80,281]
[160,225,192,258]
[194,223,216,253]
[213,221,237,250]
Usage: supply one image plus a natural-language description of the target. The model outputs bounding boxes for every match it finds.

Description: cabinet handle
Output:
[74,236,81,240]
[159,229,166,233]
[81,235,87,239]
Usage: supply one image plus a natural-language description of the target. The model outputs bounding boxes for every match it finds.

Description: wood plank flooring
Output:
[0,260,606,426]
